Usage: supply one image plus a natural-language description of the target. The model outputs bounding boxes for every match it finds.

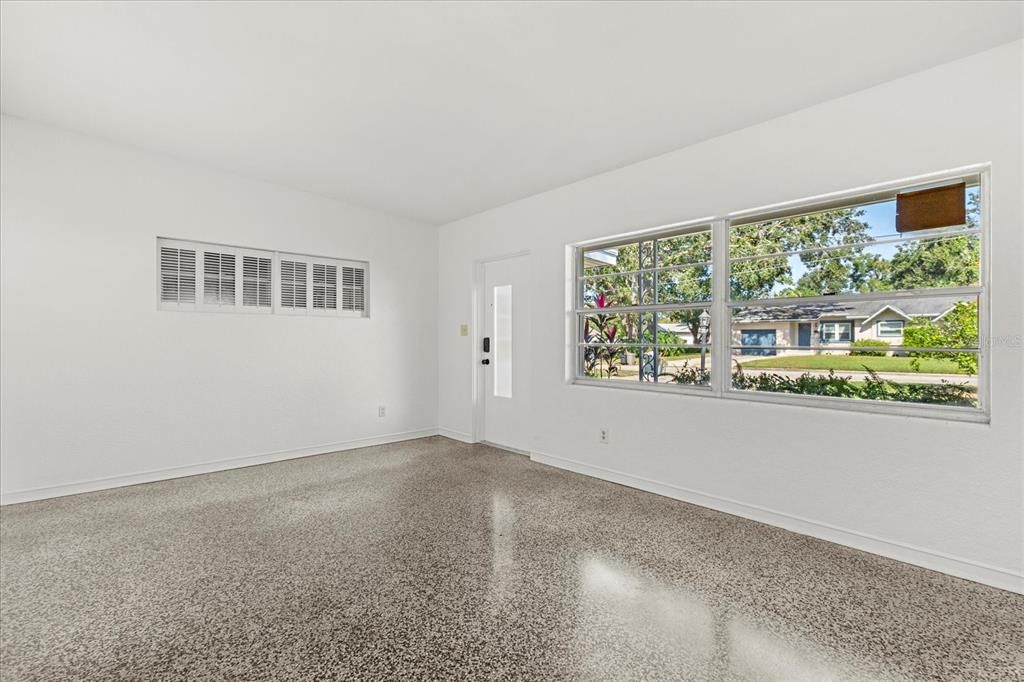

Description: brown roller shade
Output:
[896,182,966,233]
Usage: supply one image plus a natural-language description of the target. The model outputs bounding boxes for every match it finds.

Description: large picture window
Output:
[573,168,987,421]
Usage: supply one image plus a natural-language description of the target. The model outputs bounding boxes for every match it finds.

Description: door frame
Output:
[471,249,531,444]
[798,322,812,348]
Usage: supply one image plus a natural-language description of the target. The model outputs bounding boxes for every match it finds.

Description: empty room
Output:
[1,1,1022,679]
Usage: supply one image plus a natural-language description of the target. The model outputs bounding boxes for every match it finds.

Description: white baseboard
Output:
[438,427,475,443]
[0,428,440,506]
[531,450,1024,595]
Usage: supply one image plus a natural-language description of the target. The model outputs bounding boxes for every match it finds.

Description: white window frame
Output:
[569,164,990,423]
[820,321,853,343]
[572,217,715,395]
[877,320,905,337]
[156,238,369,318]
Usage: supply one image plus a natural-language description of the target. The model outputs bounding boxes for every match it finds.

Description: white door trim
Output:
[471,250,531,443]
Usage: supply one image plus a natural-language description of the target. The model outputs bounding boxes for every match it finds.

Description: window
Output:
[159,246,196,304]
[280,259,308,309]
[493,284,513,398]
[312,263,338,310]
[158,239,368,317]
[203,252,236,305]
[877,320,904,337]
[573,167,987,421]
[279,254,367,316]
[576,222,713,388]
[341,266,366,312]
[159,240,273,313]
[820,322,852,343]
[243,255,272,308]
[728,173,982,414]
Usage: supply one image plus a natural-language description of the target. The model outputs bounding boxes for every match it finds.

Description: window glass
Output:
[494,285,513,398]
[729,186,979,301]
[577,225,713,389]
[878,320,904,337]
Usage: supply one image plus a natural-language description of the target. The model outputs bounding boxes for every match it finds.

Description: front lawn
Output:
[738,354,969,375]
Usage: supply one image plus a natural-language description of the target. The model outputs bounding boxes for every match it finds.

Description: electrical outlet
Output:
[378,406,386,418]
[599,428,609,444]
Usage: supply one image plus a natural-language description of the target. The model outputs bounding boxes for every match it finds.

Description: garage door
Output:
[740,329,777,356]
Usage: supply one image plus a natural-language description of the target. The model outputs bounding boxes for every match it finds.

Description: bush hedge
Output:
[658,365,975,407]
[849,339,890,357]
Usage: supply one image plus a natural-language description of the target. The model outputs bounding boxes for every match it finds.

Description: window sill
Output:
[571,377,989,424]
[723,389,989,424]
[571,377,712,397]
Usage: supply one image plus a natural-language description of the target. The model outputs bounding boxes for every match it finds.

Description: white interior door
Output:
[481,254,531,451]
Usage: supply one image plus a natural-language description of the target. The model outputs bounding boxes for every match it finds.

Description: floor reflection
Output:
[489,491,518,607]
[577,556,716,678]
[576,555,881,680]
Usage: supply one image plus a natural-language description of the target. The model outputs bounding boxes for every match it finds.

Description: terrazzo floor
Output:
[1,436,1021,681]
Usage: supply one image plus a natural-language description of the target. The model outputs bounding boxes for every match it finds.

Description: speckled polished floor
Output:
[1,437,1021,681]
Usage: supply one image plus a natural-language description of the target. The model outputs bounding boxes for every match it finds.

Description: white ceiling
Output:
[2,2,1022,225]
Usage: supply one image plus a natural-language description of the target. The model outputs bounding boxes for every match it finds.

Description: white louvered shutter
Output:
[203,252,236,305]
[160,247,196,303]
[281,260,308,309]
[313,263,338,310]
[243,255,272,308]
[342,265,366,312]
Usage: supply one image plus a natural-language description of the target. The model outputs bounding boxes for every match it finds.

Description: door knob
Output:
[481,359,490,365]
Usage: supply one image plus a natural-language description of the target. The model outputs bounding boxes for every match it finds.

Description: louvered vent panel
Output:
[204,252,236,305]
[281,260,308,308]
[243,256,272,307]
[258,257,271,306]
[160,241,362,316]
[341,266,366,311]
[160,247,196,303]
[313,263,338,310]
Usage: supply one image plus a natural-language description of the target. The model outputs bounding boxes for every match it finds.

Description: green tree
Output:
[888,191,981,290]
[732,208,884,299]
[586,209,886,345]
[903,301,979,374]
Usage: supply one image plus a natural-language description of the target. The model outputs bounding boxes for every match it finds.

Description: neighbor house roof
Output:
[732,296,958,323]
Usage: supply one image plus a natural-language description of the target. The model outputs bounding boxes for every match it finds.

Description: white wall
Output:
[437,42,1024,591]
[1,116,439,501]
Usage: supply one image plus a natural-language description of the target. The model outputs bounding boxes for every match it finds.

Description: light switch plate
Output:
[459,324,469,336]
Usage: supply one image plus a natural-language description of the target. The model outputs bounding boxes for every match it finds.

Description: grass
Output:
[738,354,970,374]
[660,349,705,358]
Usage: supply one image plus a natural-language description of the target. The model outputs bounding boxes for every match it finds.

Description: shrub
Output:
[730,367,975,407]
[903,301,979,374]
[903,320,945,351]
[661,364,710,385]
[850,339,890,357]
[657,329,690,357]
